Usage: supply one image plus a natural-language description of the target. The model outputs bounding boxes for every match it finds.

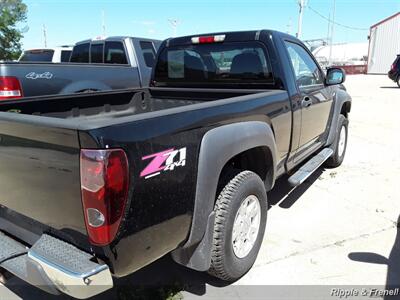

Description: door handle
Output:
[301,97,312,108]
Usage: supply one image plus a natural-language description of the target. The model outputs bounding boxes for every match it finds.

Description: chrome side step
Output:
[288,148,333,187]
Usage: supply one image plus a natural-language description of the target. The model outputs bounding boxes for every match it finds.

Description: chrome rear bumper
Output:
[0,232,113,299]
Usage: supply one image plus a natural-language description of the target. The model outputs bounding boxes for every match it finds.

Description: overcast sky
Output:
[21,0,400,49]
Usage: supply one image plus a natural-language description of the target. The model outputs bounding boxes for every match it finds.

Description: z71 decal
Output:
[140,147,187,179]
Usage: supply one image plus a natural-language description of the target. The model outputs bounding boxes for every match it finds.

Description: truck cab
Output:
[70,36,160,83]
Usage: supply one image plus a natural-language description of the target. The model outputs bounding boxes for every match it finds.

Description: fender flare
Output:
[171,121,278,271]
[59,81,111,94]
[326,88,352,147]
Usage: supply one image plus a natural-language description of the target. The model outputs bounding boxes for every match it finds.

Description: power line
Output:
[308,5,369,31]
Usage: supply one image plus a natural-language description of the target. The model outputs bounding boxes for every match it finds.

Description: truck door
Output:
[284,41,333,162]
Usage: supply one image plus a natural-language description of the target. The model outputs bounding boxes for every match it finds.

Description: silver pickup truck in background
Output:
[0,36,161,100]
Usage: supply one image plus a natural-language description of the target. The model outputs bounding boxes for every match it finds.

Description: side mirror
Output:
[326,68,346,85]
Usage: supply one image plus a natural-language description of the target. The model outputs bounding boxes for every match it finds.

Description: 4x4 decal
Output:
[140,148,186,179]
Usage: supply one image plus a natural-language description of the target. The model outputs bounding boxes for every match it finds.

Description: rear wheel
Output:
[325,114,348,168]
[208,171,267,281]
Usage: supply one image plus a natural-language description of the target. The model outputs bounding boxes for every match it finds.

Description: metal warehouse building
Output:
[367,12,400,74]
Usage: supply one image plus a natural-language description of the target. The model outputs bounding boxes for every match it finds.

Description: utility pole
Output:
[328,0,336,66]
[42,24,47,48]
[327,11,331,42]
[296,0,306,39]
[102,10,106,37]
[168,19,180,37]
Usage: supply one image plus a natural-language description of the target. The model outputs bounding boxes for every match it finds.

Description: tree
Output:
[0,0,27,61]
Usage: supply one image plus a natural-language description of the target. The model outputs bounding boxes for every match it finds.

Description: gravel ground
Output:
[1,74,399,300]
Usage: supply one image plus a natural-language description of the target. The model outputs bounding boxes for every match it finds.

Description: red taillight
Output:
[80,149,129,246]
[391,63,396,71]
[191,35,226,44]
[0,76,23,100]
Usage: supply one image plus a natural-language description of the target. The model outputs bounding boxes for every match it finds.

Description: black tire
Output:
[397,76,400,88]
[208,171,268,281]
[325,114,348,168]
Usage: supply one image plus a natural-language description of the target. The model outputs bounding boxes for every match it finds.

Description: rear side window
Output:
[140,41,156,67]
[104,42,128,64]
[153,42,274,87]
[70,43,90,63]
[90,43,104,63]
[60,50,72,62]
[19,50,54,62]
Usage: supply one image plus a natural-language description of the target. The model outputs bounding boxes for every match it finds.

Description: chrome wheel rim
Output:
[338,126,346,158]
[232,195,261,258]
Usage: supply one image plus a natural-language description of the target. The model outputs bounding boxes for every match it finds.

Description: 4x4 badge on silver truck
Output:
[25,72,53,80]
[140,147,187,179]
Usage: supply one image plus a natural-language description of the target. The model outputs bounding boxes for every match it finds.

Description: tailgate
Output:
[0,117,87,243]
[1,63,63,98]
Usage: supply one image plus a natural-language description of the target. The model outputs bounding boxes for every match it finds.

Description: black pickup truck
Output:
[0,30,351,298]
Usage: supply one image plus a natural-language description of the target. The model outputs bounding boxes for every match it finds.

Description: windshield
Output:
[19,50,54,62]
[153,41,274,88]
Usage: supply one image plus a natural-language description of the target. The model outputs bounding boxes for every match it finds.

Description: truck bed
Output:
[0,87,275,124]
